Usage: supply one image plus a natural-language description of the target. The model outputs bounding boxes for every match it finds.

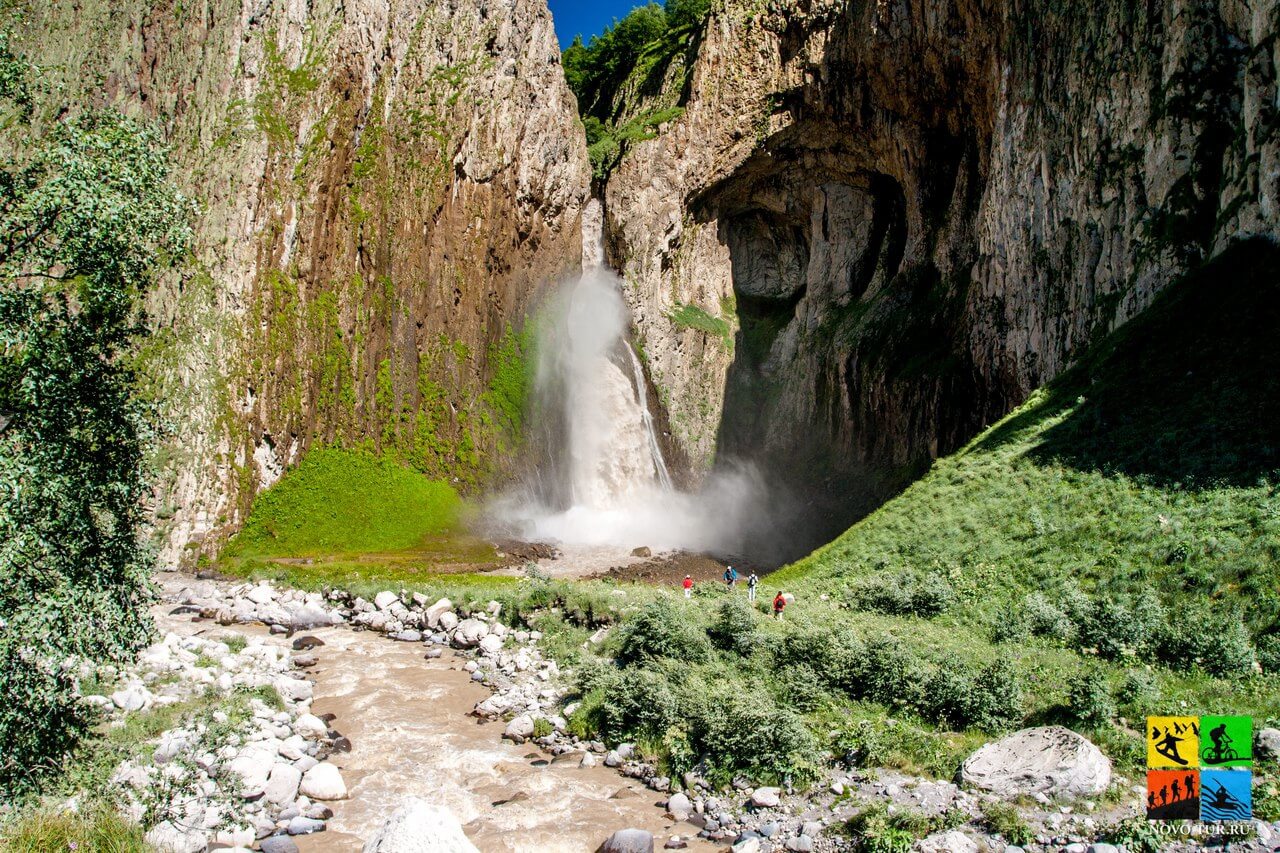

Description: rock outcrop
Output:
[603,0,1280,557]
[960,726,1111,798]
[16,0,589,564]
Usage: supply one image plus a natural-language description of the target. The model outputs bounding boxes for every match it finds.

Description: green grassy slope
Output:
[225,448,464,557]
[778,238,1280,669]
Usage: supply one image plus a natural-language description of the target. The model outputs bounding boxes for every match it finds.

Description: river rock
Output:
[294,713,328,739]
[666,792,693,821]
[960,726,1111,798]
[425,598,453,628]
[453,619,489,647]
[605,750,622,767]
[246,584,277,605]
[260,837,301,853]
[144,820,207,853]
[228,747,275,797]
[785,837,814,853]
[362,797,479,853]
[478,634,503,654]
[504,714,535,742]
[375,591,399,610]
[1257,727,1280,761]
[600,828,655,853]
[915,830,978,852]
[390,630,423,642]
[287,816,326,836]
[438,611,459,632]
[300,763,348,800]
[265,762,302,805]
[292,636,325,651]
[274,676,313,703]
[750,787,781,808]
[111,687,148,712]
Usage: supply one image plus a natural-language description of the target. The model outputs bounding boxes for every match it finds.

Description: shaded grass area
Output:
[780,239,1280,655]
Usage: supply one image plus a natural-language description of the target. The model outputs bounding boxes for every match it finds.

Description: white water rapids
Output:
[493,199,764,556]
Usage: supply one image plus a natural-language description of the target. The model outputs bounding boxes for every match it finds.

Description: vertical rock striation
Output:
[17,0,590,564]
[604,0,1280,555]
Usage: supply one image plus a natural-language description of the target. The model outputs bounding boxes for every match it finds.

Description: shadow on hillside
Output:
[1019,238,1280,488]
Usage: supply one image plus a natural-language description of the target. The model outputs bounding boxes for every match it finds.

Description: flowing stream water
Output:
[153,598,715,852]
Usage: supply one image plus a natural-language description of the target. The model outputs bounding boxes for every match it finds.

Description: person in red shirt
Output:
[773,591,787,618]
[682,575,693,598]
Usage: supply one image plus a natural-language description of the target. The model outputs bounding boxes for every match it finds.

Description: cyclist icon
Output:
[1201,723,1241,764]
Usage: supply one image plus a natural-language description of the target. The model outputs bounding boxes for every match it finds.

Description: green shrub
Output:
[852,637,928,712]
[1024,592,1073,640]
[694,689,817,786]
[589,665,682,741]
[532,717,553,738]
[616,599,710,665]
[774,624,860,690]
[848,570,954,618]
[967,660,1025,731]
[980,801,1035,846]
[707,598,761,657]
[1067,667,1116,727]
[841,804,920,852]
[1152,604,1255,677]
[1116,669,1159,707]
[1257,632,1280,675]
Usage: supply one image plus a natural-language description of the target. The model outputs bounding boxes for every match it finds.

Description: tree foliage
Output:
[0,33,191,795]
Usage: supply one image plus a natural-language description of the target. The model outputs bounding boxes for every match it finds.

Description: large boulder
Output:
[960,726,1110,798]
[750,787,781,808]
[425,598,453,628]
[1257,727,1280,761]
[264,762,303,806]
[453,619,490,647]
[600,828,655,853]
[300,762,348,800]
[375,591,400,610]
[362,798,479,853]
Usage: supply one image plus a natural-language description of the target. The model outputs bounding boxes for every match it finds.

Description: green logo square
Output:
[1199,715,1251,767]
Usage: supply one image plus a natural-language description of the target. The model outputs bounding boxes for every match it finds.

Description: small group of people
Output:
[681,566,790,618]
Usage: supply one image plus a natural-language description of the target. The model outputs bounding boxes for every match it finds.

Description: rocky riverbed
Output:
[70,571,1280,852]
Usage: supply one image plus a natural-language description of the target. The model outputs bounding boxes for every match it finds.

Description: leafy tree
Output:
[0,33,191,795]
[665,0,711,30]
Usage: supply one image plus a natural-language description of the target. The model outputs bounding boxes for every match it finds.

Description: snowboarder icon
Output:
[1153,724,1191,766]
[1202,722,1239,764]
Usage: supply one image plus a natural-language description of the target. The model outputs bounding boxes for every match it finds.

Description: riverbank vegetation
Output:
[0,30,191,798]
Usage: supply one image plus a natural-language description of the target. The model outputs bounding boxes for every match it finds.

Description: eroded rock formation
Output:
[17,0,590,563]
[604,0,1280,555]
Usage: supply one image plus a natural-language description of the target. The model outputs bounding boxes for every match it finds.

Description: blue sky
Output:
[547,0,651,48]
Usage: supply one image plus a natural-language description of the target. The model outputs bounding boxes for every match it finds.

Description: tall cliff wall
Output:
[605,0,1280,554]
[16,0,590,565]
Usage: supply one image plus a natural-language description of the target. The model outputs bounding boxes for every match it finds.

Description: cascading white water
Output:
[495,198,764,554]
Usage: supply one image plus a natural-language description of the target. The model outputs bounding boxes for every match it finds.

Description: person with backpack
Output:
[773,590,787,619]
[747,571,759,601]
[682,574,693,598]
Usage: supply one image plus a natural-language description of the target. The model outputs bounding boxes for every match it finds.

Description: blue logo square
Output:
[1200,769,1252,822]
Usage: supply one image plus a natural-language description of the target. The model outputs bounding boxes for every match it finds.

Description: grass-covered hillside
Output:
[779,237,1280,673]
[220,448,503,585]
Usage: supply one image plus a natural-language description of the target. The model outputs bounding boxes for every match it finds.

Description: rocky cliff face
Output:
[604,0,1280,554]
[17,0,589,564]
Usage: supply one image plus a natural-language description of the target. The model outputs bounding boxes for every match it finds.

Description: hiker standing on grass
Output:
[683,574,693,598]
[724,565,738,588]
[747,571,759,601]
[773,591,787,619]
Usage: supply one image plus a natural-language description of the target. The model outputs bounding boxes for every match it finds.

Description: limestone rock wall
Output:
[17,0,590,565]
[605,0,1280,552]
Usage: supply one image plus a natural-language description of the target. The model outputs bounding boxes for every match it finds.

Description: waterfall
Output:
[625,341,673,491]
[492,198,765,555]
